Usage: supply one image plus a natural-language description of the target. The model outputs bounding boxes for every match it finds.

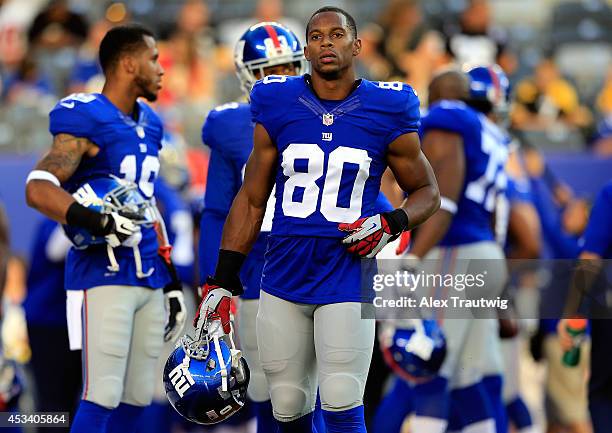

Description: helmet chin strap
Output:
[104,242,154,278]
[133,244,154,278]
[106,244,120,272]
[212,333,229,392]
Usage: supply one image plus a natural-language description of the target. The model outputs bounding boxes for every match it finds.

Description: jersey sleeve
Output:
[250,78,285,141]
[49,98,99,141]
[202,103,252,159]
[386,84,421,144]
[202,107,232,153]
[582,182,612,257]
[203,148,241,215]
[201,110,217,151]
[420,102,476,137]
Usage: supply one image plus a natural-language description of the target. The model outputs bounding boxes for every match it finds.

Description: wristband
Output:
[214,249,246,296]
[66,202,107,236]
[383,209,410,235]
[440,197,458,214]
[26,170,61,186]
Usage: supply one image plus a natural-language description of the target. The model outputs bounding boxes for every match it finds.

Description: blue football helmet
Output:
[466,64,511,117]
[63,176,155,249]
[380,319,447,383]
[234,21,306,95]
[164,319,250,425]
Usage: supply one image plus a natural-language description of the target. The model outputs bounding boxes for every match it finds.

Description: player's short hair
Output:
[306,6,357,39]
[99,24,155,73]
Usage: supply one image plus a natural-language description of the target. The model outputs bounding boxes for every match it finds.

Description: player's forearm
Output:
[220,189,265,255]
[380,168,404,208]
[400,183,440,230]
[25,180,75,224]
[409,209,452,258]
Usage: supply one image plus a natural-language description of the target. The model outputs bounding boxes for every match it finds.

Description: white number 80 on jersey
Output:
[281,143,371,223]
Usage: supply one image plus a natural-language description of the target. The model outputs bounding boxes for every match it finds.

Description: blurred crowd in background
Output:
[0,0,611,432]
[0,0,611,156]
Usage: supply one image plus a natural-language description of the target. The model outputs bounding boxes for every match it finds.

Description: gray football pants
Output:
[421,241,507,389]
[81,285,165,409]
[236,298,270,402]
[256,290,375,422]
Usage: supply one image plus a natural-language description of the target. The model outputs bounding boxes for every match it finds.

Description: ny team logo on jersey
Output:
[168,356,195,398]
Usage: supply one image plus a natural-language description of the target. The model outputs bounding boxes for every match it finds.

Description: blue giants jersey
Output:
[23,218,71,326]
[49,92,170,290]
[582,180,612,259]
[420,100,509,246]
[251,75,420,303]
[200,101,274,298]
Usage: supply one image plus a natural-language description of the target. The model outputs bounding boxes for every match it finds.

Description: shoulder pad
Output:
[421,100,479,135]
[250,76,303,140]
[368,81,419,107]
[364,80,421,141]
[202,102,252,158]
[250,75,302,105]
[49,93,103,138]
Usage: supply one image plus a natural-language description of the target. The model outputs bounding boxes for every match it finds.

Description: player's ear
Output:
[122,54,137,75]
[352,38,362,57]
[304,45,311,62]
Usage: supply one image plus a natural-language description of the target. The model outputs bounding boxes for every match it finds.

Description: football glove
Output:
[194,278,233,335]
[164,288,186,342]
[340,210,408,258]
[102,211,141,248]
[158,246,187,342]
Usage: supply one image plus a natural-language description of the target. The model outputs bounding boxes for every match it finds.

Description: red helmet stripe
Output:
[264,24,282,49]
[488,66,501,103]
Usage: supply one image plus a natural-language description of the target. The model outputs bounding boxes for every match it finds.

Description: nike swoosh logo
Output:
[119,222,133,232]
[364,221,378,232]
[60,102,75,109]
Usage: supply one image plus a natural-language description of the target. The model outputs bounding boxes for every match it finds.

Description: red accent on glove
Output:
[194,281,219,326]
[195,281,232,334]
[396,231,411,255]
[339,215,392,257]
[158,245,172,265]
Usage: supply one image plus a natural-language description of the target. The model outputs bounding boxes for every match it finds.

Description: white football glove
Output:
[340,213,401,258]
[164,289,187,342]
[194,278,233,336]
[103,212,140,247]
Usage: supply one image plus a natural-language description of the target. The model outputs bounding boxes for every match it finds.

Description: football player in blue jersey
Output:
[403,67,511,433]
[23,218,81,433]
[200,22,307,433]
[25,25,185,433]
[559,180,612,433]
[193,7,439,433]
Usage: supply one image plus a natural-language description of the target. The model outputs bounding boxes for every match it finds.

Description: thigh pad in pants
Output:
[257,291,317,422]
